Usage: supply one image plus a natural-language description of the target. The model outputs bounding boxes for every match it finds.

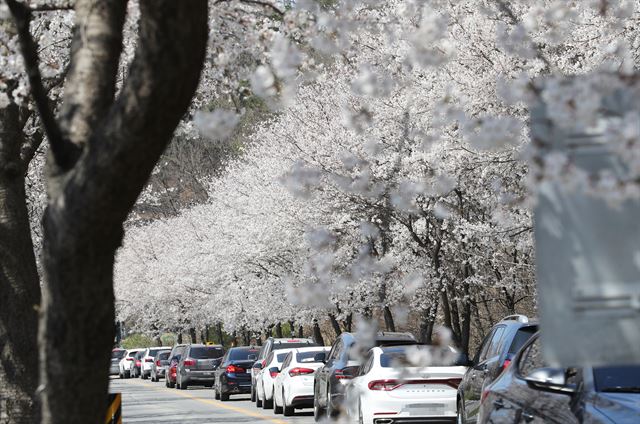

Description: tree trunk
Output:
[0,102,41,423]
[32,2,208,423]
[328,314,342,337]
[312,319,325,346]
[343,313,353,333]
[177,333,183,344]
[274,322,283,338]
[298,325,304,338]
[383,306,395,332]
[189,327,197,343]
[217,322,224,346]
[288,320,295,337]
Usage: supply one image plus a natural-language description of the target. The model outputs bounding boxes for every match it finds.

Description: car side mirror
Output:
[314,352,327,363]
[248,354,257,361]
[524,367,577,395]
[253,362,263,370]
[455,353,473,367]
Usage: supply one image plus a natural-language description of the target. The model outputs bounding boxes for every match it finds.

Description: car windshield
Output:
[111,350,125,359]
[594,365,640,392]
[296,351,325,363]
[149,348,168,357]
[229,349,260,360]
[190,347,224,359]
[157,352,170,360]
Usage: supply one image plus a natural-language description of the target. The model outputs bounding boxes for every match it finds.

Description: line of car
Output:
[110,316,640,423]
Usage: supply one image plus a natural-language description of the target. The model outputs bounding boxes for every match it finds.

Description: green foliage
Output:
[160,333,177,346]
[120,333,155,349]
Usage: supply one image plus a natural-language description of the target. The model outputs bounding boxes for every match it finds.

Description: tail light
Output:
[145,358,153,362]
[270,369,279,378]
[135,361,141,367]
[125,357,134,361]
[184,358,196,366]
[226,364,245,374]
[369,379,402,391]
[289,367,315,377]
[261,359,267,368]
[156,360,161,366]
[334,368,353,380]
[501,359,512,372]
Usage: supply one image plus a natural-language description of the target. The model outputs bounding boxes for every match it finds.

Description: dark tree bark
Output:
[274,322,283,338]
[383,306,395,332]
[3,1,210,423]
[297,325,304,338]
[343,313,353,333]
[217,323,224,346]
[288,320,295,337]
[177,333,183,344]
[0,100,41,424]
[189,328,197,343]
[312,320,325,346]
[328,313,342,337]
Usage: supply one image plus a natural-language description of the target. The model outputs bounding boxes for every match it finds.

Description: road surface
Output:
[109,377,315,423]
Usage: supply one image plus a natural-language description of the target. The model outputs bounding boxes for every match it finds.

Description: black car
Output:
[150,350,171,382]
[457,314,538,423]
[176,344,225,389]
[214,346,260,401]
[250,337,318,402]
[480,332,640,423]
[313,331,417,421]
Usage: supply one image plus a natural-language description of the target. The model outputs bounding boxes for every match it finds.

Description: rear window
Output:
[296,351,324,363]
[276,353,289,362]
[190,347,224,359]
[149,349,168,357]
[112,350,125,359]
[508,327,538,354]
[273,342,317,350]
[229,349,260,360]
[157,352,170,360]
[127,351,137,357]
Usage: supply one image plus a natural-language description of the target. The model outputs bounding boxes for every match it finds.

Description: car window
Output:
[593,365,640,392]
[328,340,343,362]
[275,352,289,363]
[111,350,125,359]
[157,352,170,360]
[281,353,292,369]
[508,327,537,354]
[360,353,374,375]
[296,351,325,363]
[517,338,546,378]
[149,348,168,357]
[485,326,506,360]
[127,351,137,357]
[266,352,274,365]
[190,346,224,359]
[229,348,259,360]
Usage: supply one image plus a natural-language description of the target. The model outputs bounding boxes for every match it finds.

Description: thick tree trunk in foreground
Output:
[0,102,41,423]
[25,1,209,423]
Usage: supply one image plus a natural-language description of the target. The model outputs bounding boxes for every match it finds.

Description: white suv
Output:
[119,348,143,378]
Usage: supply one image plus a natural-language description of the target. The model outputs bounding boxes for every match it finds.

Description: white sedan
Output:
[256,348,296,409]
[273,346,330,416]
[345,345,467,424]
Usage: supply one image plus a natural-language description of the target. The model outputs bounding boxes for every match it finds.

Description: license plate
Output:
[405,404,444,416]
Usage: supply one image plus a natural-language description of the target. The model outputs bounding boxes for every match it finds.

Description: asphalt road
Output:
[109,377,316,424]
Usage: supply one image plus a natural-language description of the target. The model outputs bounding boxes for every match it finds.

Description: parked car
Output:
[345,345,467,423]
[256,348,297,409]
[110,348,126,375]
[250,337,318,402]
[140,347,171,379]
[313,331,418,421]
[150,350,171,382]
[214,346,260,401]
[273,346,331,416]
[130,350,145,378]
[176,344,225,389]
[457,314,538,423]
[479,332,640,424]
[165,344,187,388]
[118,348,143,378]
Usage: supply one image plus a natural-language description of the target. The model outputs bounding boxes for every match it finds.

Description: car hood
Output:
[594,393,640,424]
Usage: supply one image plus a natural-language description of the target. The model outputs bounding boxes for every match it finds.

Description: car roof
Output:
[376,331,417,341]
[292,346,330,353]
[229,346,259,350]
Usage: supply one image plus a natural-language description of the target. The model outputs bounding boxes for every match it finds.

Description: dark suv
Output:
[165,344,187,388]
[214,346,260,401]
[176,344,225,389]
[457,314,538,423]
[480,332,640,424]
[313,331,417,421]
[250,337,318,402]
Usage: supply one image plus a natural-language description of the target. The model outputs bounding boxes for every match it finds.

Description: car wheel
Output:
[165,377,169,388]
[119,371,123,379]
[125,370,130,379]
[220,391,229,401]
[256,391,263,408]
[181,379,189,390]
[214,385,220,400]
[274,401,283,415]
[326,391,339,420]
[283,390,294,416]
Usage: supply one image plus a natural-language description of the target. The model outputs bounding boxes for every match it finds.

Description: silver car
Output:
[176,344,225,389]
[150,350,171,382]
[110,349,126,375]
